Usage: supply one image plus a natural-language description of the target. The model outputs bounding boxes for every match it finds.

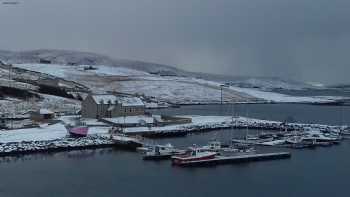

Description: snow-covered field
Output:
[227,78,310,91]
[0,123,110,144]
[13,63,256,104]
[38,94,81,113]
[14,63,149,78]
[0,123,67,143]
[11,59,344,105]
[0,94,80,119]
[193,78,344,103]
[227,86,341,103]
[111,80,252,104]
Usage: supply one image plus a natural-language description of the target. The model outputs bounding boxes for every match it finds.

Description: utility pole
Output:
[220,84,224,105]
[8,64,11,88]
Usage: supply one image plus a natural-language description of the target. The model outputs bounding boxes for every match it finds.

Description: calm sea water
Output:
[1,103,350,197]
[151,103,350,125]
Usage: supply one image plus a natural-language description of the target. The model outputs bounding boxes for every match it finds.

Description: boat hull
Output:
[112,135,143,150]
[172,153,217,165]
[143,154,173,160]
[68,126,89,137]
[114,140,143,150]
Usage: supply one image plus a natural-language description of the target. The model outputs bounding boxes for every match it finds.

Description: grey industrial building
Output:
[81,94,145,119]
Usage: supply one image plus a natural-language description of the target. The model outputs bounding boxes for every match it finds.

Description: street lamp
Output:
[220,84,224,105]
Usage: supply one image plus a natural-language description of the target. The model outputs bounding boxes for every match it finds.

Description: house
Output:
[30,108,55,122]
[81,94,145,119]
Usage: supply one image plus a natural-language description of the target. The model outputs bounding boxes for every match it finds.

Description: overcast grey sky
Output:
[1,0,350,84]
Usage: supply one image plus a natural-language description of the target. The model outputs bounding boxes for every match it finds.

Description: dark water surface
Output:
[1,103,350,197]
[275,88,350,97]
[151,103,350,125]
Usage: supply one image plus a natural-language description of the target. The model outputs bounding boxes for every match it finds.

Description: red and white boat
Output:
[171,147,217,165]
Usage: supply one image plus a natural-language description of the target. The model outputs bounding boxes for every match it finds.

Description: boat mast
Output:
[245,105,249,140]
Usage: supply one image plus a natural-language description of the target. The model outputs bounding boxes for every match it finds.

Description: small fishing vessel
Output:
[285,135,304,144]
[171,147,217,165]
[143,144,186,160]
[303,132,340,144]
[284,136,316,148]
[285,130,339,148]
[65,120,89,137]
[67,126,89,137]
[199,140,225,152]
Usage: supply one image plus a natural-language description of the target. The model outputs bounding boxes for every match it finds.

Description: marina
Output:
[0,103,350,197]
[2,1,350,196]
[0,114,348,157]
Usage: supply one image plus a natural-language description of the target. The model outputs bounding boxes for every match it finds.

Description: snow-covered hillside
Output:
[10,62,343,104]
[226,77,313,91]
[0,49,343,105]
[12,64,255,104]
[0,49,321,90]
[14,63,149,78]
[0,49,188,76]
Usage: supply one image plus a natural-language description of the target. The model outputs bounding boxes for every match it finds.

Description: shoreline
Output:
[0,115,347,157]
[0,135,115,157]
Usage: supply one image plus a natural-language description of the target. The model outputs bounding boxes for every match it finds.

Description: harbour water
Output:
[0,102,350,197]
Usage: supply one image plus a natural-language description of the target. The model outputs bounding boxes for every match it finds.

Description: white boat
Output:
[200,140,256,153]
[285,136,305,144]
[245,134,259,141]
[260,139,286,146]
[143,144,186,160]
[199,140,223,152]
[304,132,340,143]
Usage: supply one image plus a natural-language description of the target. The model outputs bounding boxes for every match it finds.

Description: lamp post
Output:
[220,84,225,105]
[8,64,12,88]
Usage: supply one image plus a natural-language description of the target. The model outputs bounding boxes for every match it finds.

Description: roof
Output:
[118,97,144,107]
[39,108,54,115]
[90,94,144,107]
[91,94,118,104]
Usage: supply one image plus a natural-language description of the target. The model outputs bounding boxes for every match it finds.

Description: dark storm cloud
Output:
[1,0,350,84]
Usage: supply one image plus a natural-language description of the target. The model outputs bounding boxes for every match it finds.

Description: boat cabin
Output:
[208,140,221,150]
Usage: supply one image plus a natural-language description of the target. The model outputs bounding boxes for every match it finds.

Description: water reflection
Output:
[0,148,115,164]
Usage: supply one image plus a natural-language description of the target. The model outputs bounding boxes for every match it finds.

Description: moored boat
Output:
[111,134,143,150]
[143,144,186,160]
[199,140,223,152]
[303,133,340,144]
[66,125,89,137]
[171,148,217,165]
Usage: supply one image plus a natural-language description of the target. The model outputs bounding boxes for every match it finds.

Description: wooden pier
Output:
[173,152,291,167]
